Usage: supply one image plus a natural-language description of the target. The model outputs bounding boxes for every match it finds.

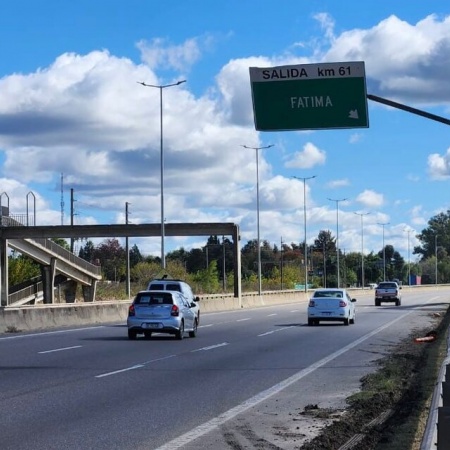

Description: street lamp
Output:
[404,228,412,286]
[125,202,131,299]
[293,175,316,292]
[377,222,390,281]
[354,212,370,289]
[435,234,439,287]
[242,144,274,296]
[328,198,347,288]
[138,79,186,269]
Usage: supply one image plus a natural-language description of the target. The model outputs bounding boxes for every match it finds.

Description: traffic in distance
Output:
[126,278,409,339]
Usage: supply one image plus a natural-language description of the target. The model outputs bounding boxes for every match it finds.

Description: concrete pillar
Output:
[82,280,97,302]
[0,238,8,306]
[232,224,242,307]
[41,258,57,304]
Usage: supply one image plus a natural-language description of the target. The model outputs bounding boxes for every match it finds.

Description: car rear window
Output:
[135,293,173,305]
[165,283,181,292]
[148,283,165,290]
[313,291,343,298]
[378,283,397,288]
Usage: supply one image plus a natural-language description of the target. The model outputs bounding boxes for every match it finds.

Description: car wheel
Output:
[350,314,355,324]
[344,318,350,326]
[375,300,380,306]
[308,319,313,326]
[314,320,320,326]
[189,319,198,338]
[176,321,185,340]
[396,299,401,306]
[128,329,137,340]
[144,331,152,339]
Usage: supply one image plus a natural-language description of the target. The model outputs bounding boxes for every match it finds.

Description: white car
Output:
[307,288,357,326]
[147,278,201,324]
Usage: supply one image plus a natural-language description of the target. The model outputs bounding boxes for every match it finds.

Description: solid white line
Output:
[38,345,82,354]
[96,364,145,378]
[267,313,277,317]
[153,310,416,450]
[236,318,251,322]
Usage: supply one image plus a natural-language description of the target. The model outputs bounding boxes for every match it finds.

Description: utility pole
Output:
[126,202,131,299]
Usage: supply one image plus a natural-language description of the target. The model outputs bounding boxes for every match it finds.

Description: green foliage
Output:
[8,253,41,285]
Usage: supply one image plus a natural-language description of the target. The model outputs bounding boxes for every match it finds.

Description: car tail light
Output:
[308,300,315,307]
[128,304,135,317]
[339,300,347,307]
[171,304,179,316]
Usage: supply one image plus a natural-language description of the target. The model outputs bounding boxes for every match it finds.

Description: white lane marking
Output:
[267,313,277,317]
[258,326,293,337]
[199,324,214,328]
[96,355,177,378]
[236,318,251,322]
[0,326,106,341]
[38,345,82,354]
[153,309,418,450]
[191,343,229,352]
[96,364,145,378]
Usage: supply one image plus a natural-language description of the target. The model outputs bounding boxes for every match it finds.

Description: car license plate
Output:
[143,323,162,329]
[322,312,331,316]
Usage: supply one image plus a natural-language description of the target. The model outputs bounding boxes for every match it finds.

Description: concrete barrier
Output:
[0,286,435,335]
[0,290,312,334]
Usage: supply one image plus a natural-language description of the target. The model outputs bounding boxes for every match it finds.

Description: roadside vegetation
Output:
[300,306,450,450]
[7,210,450,296]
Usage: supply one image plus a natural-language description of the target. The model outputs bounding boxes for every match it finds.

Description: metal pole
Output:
[242,144,274,296]
[435,234,438,286]
[328,198,347,288]
[293,176,316,292]
[378,222,389,281]
[138,80,186,269]
[126,202,131,299]
[355,212,370,289]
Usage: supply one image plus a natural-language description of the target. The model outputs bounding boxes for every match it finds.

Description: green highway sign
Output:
[249,61,369,131]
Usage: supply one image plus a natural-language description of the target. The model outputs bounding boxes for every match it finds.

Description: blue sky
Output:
[1,0,449,261]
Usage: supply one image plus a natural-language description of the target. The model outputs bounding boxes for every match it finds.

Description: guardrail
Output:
[421,327,450,449]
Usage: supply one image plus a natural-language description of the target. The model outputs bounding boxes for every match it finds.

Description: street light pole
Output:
[138,79,186,269]
[293,175,316,292]
[377,222,390,281]
[404,228,412,286]
[242,144,274,296]
[435,234,439,287]
[125,202,131,299]
[354,212,370,289]
[328,198,347,288]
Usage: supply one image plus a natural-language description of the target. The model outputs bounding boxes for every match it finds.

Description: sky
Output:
[0,0,449,263]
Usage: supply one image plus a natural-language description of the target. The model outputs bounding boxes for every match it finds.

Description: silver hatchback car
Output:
[127,290,198,340]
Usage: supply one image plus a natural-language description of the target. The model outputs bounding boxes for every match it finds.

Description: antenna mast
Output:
[60,173,65,225]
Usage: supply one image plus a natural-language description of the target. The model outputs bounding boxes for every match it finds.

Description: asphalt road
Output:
[0,288,448,450]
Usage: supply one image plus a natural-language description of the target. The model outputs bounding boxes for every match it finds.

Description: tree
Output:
[78,240,96,263]
[8,252,41,286]
[414,210,450,260]
[93,238,126,281]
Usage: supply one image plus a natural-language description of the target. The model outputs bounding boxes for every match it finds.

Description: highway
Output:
[0,288,448,450]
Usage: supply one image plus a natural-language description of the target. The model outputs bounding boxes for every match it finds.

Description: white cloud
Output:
[284,142,326,169]
[326,179,350,189]
[356,190,384,208]
[136,37,203,72]
[428,148,450,180]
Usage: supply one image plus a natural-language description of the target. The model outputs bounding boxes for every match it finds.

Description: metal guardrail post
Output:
[438,407,450,449]
[421,328,450,450]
